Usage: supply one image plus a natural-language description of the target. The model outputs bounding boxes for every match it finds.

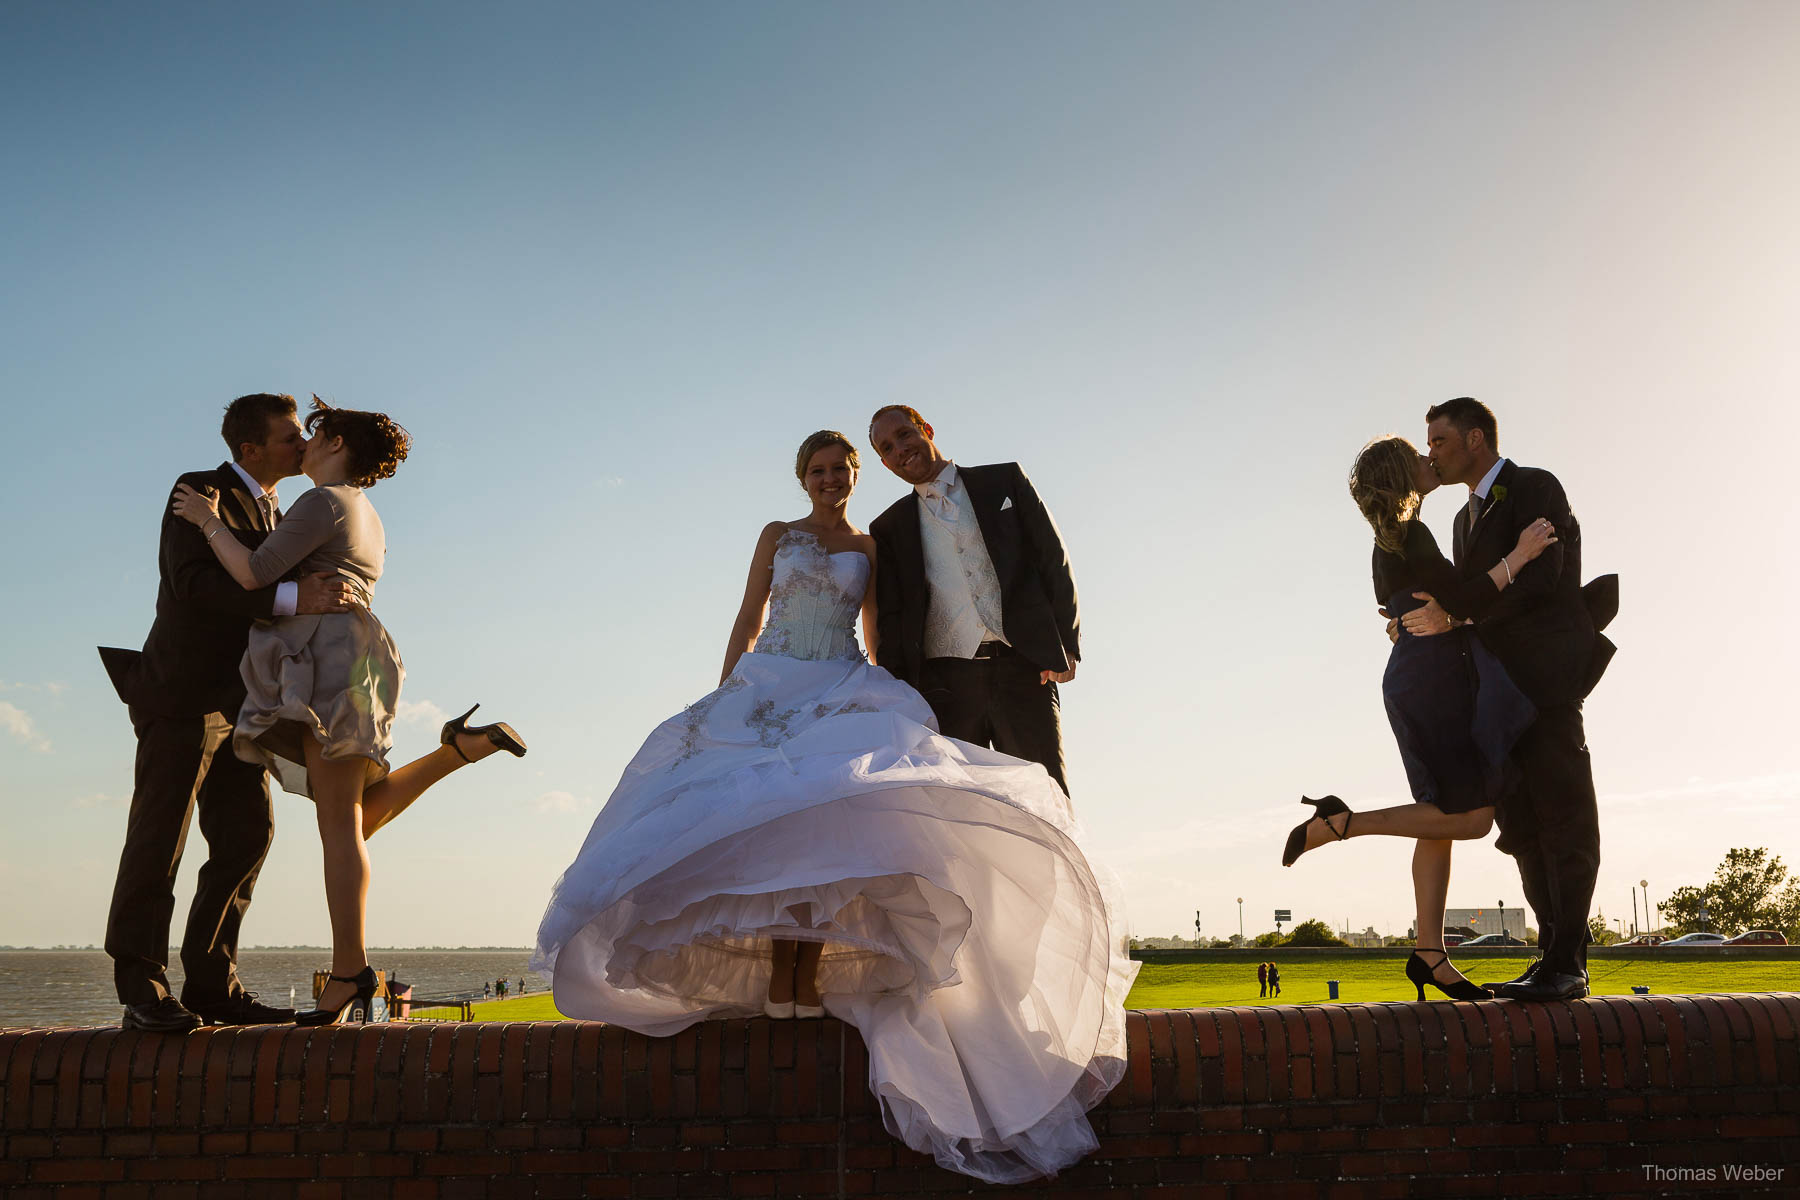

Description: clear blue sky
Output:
[3,1,1796,950]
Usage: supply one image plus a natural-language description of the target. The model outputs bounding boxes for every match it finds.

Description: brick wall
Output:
[3,993,1798,1197]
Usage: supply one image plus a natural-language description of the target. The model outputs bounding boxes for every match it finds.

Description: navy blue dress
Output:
[1376,521,1536,814]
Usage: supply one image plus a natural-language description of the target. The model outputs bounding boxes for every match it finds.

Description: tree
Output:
[1284,918,1349,947]
[1663,848,1800,938]
[1252,930,1284,948]
[1588,914,1620,946]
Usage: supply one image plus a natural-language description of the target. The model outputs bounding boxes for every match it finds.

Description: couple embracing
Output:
[532,406,1136,1184]
[102,393,528,1036]
[1284,397,1616,1005]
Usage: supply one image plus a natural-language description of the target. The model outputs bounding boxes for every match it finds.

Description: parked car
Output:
[1723,929,1789,946]
[1441,932,1466,948]
[1660,932,1727,946]
[1459,933,1527,946]
[1616,933,1666,947]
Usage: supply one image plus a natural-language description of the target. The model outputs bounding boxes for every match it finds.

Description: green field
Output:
[448,956,1799,1022]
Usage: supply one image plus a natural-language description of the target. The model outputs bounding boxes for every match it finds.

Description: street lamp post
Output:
[1237,897,1244,942]
[1498,900,1506,939]
[1640,879,1651,934]
[1631,888,1639,937]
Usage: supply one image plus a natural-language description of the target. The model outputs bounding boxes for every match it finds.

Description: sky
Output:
[2,1,1797,953]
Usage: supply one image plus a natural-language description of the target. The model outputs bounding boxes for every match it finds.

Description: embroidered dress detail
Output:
[753,529,867,662]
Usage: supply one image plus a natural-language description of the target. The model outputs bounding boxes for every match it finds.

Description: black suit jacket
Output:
[868,462,1079,688]
[1452,460,1600,709]
[101,463,284,718]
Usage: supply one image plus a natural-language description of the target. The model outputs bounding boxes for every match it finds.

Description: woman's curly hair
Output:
[1348,435,1422,555]
[305,395,411,489]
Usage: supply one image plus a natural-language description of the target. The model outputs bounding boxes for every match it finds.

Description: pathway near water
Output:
[0,949,544,1028]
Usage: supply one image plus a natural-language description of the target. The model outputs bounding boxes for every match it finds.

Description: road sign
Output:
[1274,909,1291,923]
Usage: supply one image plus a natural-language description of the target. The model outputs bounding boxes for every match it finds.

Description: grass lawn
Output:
[455,956,1798,1021]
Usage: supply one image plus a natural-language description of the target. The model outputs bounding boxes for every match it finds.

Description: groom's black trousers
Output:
[1494,703,1600,974]
[919,645,1069,796]
[104,706,274,1007]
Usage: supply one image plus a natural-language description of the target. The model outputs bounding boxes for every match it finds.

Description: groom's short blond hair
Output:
[867,404,929,447]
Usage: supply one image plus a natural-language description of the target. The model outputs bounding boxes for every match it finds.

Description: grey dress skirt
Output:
[231,483,404,798]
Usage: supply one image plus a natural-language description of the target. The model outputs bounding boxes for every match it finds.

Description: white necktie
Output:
[918,481,954,521]
[1466,491,1483,533]
[259,494,277,530]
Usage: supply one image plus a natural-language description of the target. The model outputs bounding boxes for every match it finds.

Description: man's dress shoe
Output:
[1483,957,1541,994]
[121,997,203,1034]
[1493,970,1589,1001]
[187,992,297,1025]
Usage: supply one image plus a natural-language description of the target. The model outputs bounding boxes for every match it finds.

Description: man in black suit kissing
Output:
[100,393,353,1032]
[867,406,1080,796]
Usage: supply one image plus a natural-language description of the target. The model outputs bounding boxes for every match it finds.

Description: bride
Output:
[533,430,1136,1183]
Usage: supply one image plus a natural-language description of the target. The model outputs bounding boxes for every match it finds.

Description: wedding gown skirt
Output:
[533,650,1138,1183]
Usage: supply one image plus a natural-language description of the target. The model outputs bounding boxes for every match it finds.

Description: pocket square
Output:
[1000,496,1013,511]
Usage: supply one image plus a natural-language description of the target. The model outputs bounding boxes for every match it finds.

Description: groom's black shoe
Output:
[187,991,296,1025]
[1482,957,1541,994]
[121,997,203,1034]
[1492,968,1589,1002]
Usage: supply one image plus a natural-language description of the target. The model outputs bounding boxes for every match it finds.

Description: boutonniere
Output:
[1488,484,1508,504]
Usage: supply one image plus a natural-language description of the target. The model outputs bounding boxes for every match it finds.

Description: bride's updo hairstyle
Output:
[1349,435,1421,555]
[306,395,412,489]
[794,430,860,485]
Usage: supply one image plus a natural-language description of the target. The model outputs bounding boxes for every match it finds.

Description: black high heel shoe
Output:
[1405,949,1489,1002]
[296,966,377,1026]
[441,704,528,762]
[1280,795,1351,867]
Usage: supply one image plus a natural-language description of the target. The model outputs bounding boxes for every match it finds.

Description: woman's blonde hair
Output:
[794,430,860,484]
[1348,435,1421,554]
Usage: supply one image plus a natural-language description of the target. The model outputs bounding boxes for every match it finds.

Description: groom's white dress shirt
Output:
[228,462,297,617]
[916,462,1008,660]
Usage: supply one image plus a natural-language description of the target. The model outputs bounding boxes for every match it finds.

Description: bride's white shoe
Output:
[763,1000,795,1019]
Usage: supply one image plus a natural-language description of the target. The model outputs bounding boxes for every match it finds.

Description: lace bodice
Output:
[753,529,868,662]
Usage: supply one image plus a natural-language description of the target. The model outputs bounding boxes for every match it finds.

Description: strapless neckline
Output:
[780,527,865,561]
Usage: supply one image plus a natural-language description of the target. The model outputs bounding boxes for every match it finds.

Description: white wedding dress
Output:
[532,528,1137,1183]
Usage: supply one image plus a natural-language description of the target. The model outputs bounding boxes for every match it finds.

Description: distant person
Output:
[534,429,1134,1184]
[99,393,353,1033]
[1257,961,1268,997]
[170,396,528,1025]
[866,406,1080,795]
[483,981,491,999]
[1268,964,1281,997]
[1282,431,1556,1003]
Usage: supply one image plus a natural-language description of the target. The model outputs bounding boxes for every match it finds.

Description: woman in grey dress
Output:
[172,397,526,1024]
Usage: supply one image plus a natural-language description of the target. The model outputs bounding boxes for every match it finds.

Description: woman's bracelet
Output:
[1501,556,1514,584]
[205,520,225,542]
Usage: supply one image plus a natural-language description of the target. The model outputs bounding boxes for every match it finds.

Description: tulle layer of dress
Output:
[532,650,1137,1183]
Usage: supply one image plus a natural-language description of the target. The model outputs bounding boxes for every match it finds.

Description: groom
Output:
[867,406,1079,795]
[1402,397,1612,1001]
[100,393,352,1032]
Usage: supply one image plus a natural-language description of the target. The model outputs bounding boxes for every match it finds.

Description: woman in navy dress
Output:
[1281,435,1556,1000]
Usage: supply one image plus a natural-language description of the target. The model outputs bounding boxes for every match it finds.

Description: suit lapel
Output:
[214,462,267,533]
[894,492,927,593]
[1464,459,1517,562]
[958,466,1017,577]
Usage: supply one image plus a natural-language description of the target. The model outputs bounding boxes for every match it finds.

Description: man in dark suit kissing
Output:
[100,393,353,1032]
[867,406,1079,795]
[1402,397,1610,1002]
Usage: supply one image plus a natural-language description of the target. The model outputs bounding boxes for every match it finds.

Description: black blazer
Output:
[100,463,284,718]
[868,462,1079,688]
[1452,460,1605,708]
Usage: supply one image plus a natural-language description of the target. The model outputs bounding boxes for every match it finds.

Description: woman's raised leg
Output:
[359,730,512,838]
